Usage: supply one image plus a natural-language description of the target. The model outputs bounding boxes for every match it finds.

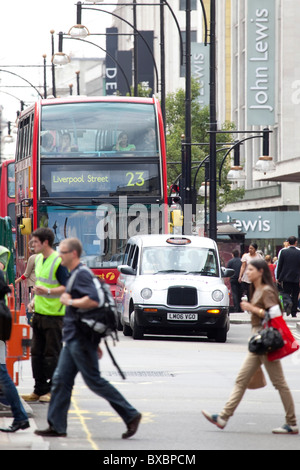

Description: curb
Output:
[230,313,300,326]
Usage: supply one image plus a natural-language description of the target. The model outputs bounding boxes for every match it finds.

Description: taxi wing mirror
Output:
[221,267,235,278]
[118,265,136,275]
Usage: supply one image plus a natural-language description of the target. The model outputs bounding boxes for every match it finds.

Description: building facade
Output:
[218,0,300,214]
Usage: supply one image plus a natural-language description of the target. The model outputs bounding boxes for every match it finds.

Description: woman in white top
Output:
[239,243,262,299]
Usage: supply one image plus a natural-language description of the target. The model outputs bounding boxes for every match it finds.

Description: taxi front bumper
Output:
[134,304,230,335]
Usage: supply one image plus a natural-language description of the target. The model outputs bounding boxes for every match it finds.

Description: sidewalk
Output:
[229,311,300,328]
[0,399,49,450]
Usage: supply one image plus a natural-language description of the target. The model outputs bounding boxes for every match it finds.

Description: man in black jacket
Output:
[276,236,300,317]
[227,250,242,312]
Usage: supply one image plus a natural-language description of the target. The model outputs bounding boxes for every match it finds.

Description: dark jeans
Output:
[282,282,299,316]
[0,364,28,422]
[47,338,139,434]
[241,282,250,300]
[230,279,242,312]
[31,313,63,396]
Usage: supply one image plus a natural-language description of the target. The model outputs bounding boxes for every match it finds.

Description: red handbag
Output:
[267,315,299,361]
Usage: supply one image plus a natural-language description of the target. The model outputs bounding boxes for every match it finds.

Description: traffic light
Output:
[168,182,182,207]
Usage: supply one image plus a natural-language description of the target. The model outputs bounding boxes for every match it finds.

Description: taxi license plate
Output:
[167,313,198,321]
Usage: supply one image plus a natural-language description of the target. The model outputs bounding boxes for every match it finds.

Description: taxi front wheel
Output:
[130,311,144,340]
[213,328,227,343]
[132,323,144,340]
[123,323,132,336]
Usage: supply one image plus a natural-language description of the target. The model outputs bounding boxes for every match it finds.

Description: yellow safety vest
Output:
[0,246,11,305]
[0,245,10,285]
[34,252,65,316]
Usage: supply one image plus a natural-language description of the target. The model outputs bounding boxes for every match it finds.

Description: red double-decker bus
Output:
[15,96,168,305]
[0,158,15,231]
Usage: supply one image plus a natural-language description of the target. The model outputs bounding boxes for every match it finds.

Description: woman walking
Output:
[202,259,298,434]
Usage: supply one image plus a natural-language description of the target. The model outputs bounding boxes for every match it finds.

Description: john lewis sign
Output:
[218,212,298,239]
[247,0,276,125]
[191,43,209,108]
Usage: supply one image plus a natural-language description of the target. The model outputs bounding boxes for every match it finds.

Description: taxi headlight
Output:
[212,289,224,302]
[141,288,153,300]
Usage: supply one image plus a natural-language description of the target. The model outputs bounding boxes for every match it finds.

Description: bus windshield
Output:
[40,101,159,158]
[38,205,127,268]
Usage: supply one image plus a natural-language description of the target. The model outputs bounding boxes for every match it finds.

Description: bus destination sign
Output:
[50,169,150,193]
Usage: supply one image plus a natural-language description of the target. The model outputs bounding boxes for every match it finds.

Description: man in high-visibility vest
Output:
[21,228,69,403]
[0,245,11,284]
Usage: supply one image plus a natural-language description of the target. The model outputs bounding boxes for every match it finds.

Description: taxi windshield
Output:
[140,246,219,276]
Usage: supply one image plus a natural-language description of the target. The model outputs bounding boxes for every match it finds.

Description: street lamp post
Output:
[208,0,217,242]
[50,30,56,97]
[181,0,192,235]
[76,70,80,95]
[133,0,138,97]
[43,55,47,98]
[185,0,192,212]
[160,1,165,128]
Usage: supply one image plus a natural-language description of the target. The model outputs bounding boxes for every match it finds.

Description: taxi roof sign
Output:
[166,237,191,245]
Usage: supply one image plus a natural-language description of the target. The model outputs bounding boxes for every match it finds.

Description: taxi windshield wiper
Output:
[185,270,216,276]
[154,269,187,274]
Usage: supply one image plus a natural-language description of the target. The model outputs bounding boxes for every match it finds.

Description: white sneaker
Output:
[202,410,227,429]
[0,402,11,412]
[272,424,299,434]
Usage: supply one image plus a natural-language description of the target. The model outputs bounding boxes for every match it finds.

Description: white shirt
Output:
[0,340,6,364]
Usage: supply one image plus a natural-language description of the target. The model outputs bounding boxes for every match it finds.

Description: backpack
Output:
[66,265,125,379]
[66,265,118,341]
[279,292,293,315]
[0,300,12,341]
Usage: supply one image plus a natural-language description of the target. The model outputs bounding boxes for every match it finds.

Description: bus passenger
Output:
[59,133,72,153]
[41,132,55,154]
[143,128,156,151]
[113,132,136,152]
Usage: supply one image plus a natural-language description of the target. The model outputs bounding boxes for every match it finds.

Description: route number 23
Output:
[126,171,145,187]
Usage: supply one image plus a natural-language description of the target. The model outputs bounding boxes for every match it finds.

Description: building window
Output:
[180,30,197,77]
[179,0,197,10]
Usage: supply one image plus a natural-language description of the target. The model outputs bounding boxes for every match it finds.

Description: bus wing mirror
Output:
[20,217,32,235]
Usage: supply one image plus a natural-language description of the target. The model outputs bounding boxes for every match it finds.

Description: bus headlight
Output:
[141,288,152,300]
[212,290,224,302]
